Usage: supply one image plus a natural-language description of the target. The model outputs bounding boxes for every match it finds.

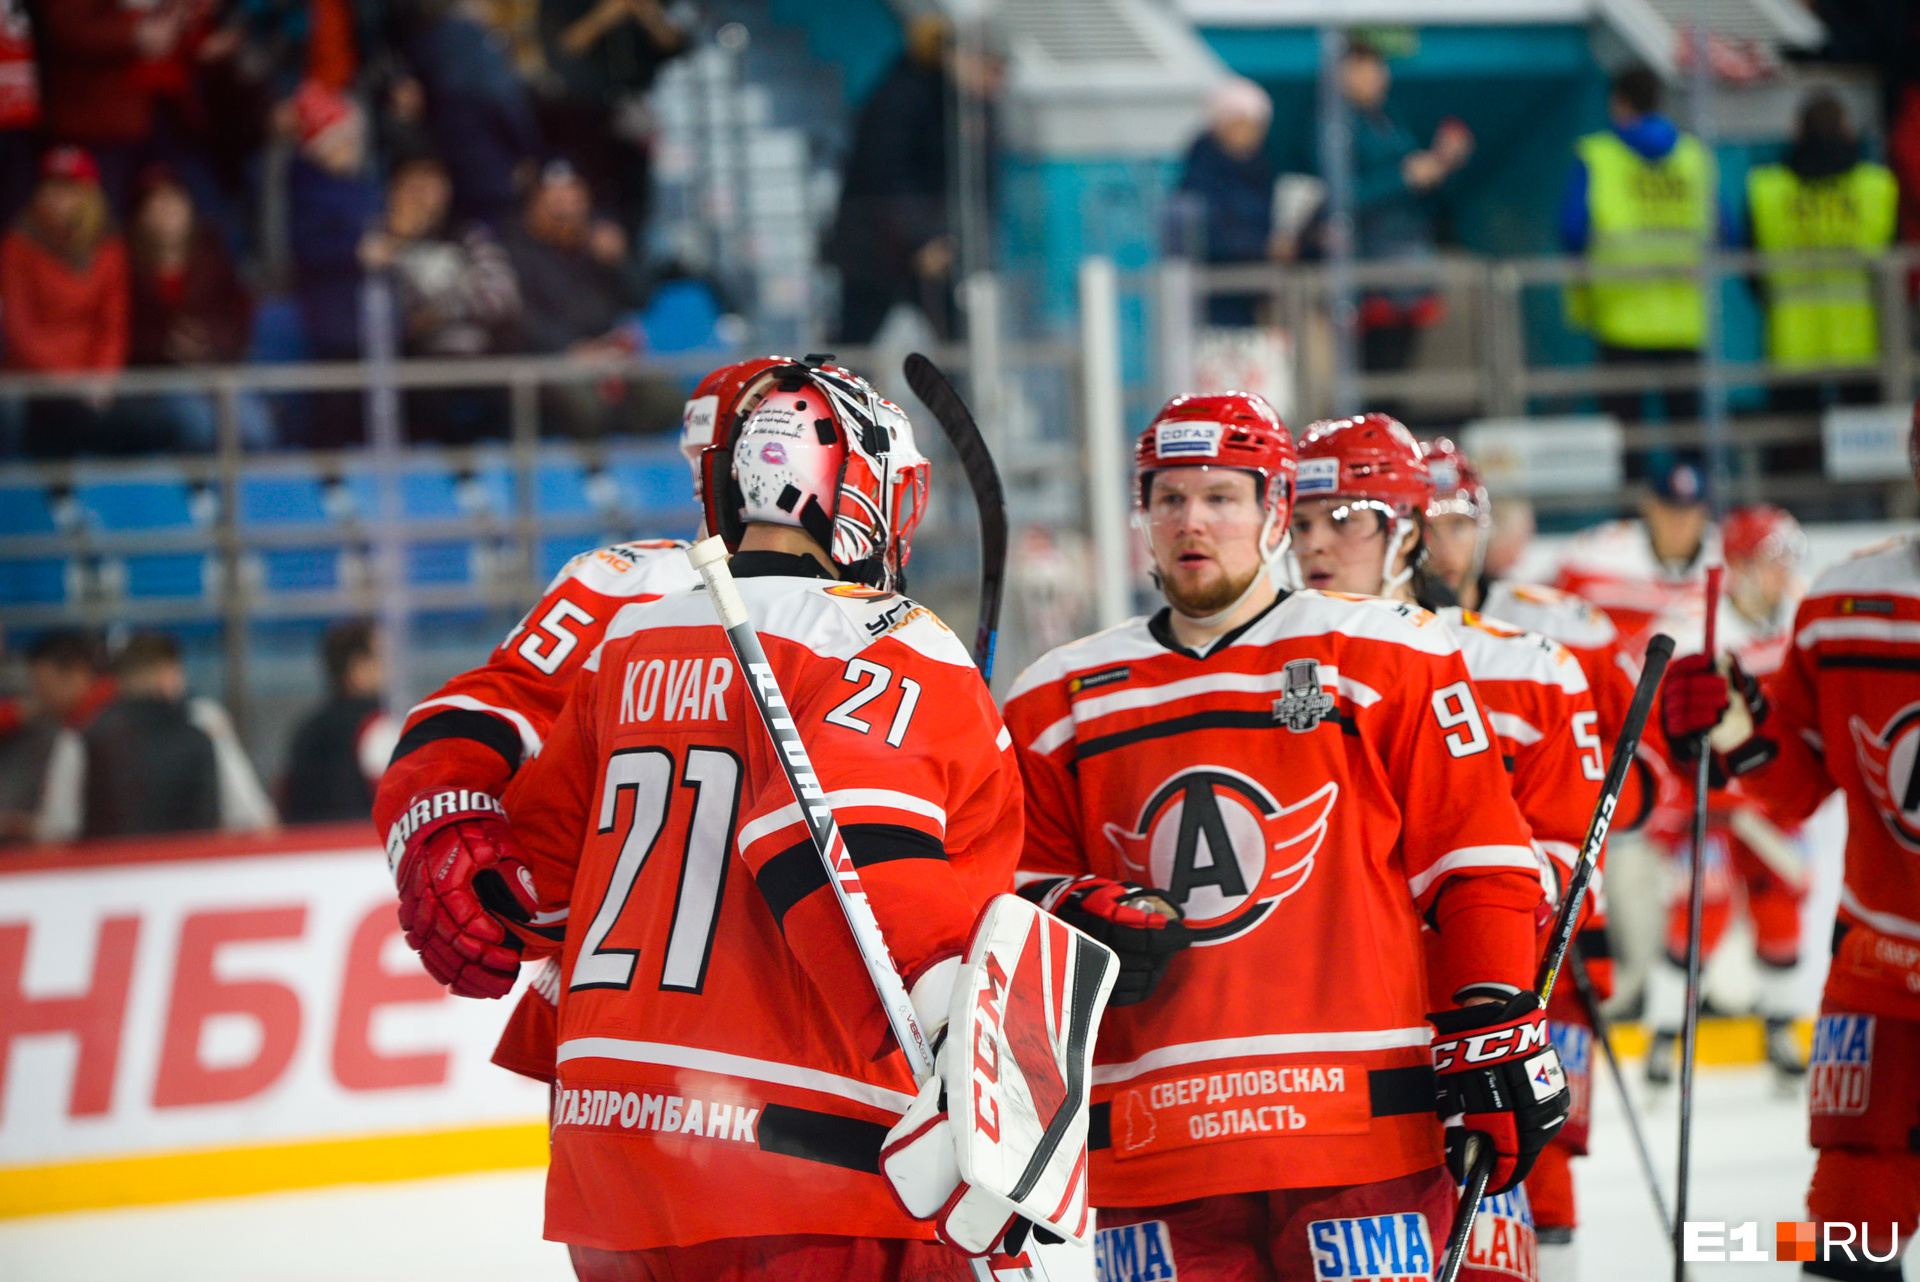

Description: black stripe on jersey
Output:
[1087,1065,1437,1148]
[755,823,946,929]
[757,1104,888,1172]
[1072,707,1358,767]
[1815,654,1920,672]
[389,708,525,773]
[1501,754,1516,773]
[1577,926,1612,961]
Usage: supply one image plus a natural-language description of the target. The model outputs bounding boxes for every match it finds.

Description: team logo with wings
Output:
[1103,767,1337,944]
[1850,702,1920,851]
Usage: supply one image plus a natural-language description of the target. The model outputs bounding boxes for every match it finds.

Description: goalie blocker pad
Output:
[880,893,1117,1254]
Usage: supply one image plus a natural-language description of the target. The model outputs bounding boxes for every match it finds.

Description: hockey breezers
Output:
[904,354,1008,680]
[1439,630,1676,1282]
[686,538,1049,1282]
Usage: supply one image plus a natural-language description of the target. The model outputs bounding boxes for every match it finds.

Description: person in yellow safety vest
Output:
[1747,91,1897,409]
[1559,66,1718,424]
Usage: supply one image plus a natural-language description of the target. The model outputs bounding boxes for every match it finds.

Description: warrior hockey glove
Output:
[1660,652,1777,776]
[882,895,1117,1256]
[389,790,560,998]
[1019,875,1188,1006]
[1429,990,1569,1196]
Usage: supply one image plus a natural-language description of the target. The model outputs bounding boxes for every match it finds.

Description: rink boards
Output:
[0,827,549,1216]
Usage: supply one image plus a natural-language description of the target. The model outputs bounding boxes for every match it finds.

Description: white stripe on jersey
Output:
[1091,1026,1434,1086]
[1794,616,1920,650]
[616,577,977,669]
[556,1037,917,1113]
[1480,581,1617,650]
[735,789,949,853]
[1840,883,1920,941]
[1488,711,1543,746]
[1023,665,1384,757]
[1405,844,1540,900]
[407,694,546,758]
[1804,535,1920,601]
[1441,608,1589,695]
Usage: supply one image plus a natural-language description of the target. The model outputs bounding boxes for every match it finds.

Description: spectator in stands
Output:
[827,15,998,344]
[288,81,381,363]
[0,146,129,458]
[534,0,688,241]
[1560,67,1715,424]
[361,152,519,440]
[1747,91,1896,411]
[280,620,396,825]
[0,0,39,232]
[1174,76,1276,328]
[396,0,545,229]
[20,0,187,211]
[0,631,111,844]
[1340,39,1471,384]
[37,632,276,842]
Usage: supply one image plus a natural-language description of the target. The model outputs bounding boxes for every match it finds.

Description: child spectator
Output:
[0,146,129,457]
[286,80,379,362]
[280,620,396,825]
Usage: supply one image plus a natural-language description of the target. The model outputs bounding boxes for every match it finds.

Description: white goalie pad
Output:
[881,893,1117,1254]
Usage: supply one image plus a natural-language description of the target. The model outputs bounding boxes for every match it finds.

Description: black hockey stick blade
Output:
[1439,1140,1495,1282]
[1537,632,1675,1002]
[903,353,1008,681]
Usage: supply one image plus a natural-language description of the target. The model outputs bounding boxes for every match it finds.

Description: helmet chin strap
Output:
[1380,517,1418,598]
[1155,507,1291,630]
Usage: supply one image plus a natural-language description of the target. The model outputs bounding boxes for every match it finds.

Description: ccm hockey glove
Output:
[388,790,559,998]
[1429,990,1569,1195]
[1019,875,1188,1006]
[1660,652,1777,776]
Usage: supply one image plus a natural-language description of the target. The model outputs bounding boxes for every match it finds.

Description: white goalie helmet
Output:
[700,361,930,591]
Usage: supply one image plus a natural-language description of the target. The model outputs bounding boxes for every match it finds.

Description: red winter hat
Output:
[39,146,99,186]
[290,80,355,147]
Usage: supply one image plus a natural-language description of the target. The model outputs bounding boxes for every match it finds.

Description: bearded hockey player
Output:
[486,362,1091,1279]
[1643,503,1812,1089]
[1662,411,1920,1280]
[1002,392,1568,1282]
[377,355,788,1070]
[1292,415,1602,1282]
[1552,457,1719,656]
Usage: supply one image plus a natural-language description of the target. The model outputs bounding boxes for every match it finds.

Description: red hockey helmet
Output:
[680,355,793,476]
[1721,503,1806,567]
[700,361,929,591]
[1421,437,1488,526]
[1133,391,1296,525]
[1294,414,1430,518]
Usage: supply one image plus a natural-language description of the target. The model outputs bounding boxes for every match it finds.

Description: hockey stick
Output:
[903,353,1009,680]
[1566,946,1674,1240]
[1674,563,1722,1282]
[1440,630,1676,1282]
[685,538,1044,1282]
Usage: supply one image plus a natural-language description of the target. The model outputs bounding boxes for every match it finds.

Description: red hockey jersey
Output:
[1746,536,1920,1022]
[1003,591,1541,1205]
[1552,519,1718,657]
[506,569,1022,1250]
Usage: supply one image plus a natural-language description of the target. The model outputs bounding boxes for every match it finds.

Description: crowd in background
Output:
[0,0,695,454]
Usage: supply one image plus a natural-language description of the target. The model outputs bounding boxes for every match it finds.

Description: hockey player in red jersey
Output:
[1003,392,1568,1282]
[1292,415,1602,1281]
[1642,503,1812,1090]
[1553,457,1719,656]
[1663,410,1920,1279]
[377,356,789,1059]
[476,361,1071,1279]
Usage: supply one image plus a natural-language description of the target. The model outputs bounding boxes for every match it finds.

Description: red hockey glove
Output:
[1429,990,1569,1195]
[1020,874,1188,1006]
[388,790,555,998]
[1660,653,1775,776]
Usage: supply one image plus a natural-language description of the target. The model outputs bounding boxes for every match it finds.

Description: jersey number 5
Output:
[517,600,596,675]
[570,745,743,994]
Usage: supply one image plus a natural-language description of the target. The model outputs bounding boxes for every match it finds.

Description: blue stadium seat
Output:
[236,471,343,595]
[535,454,598,517]
[607,446,695,536]
[0,485,60,535]
[409,541,475,586]
[469,454,518,516]
[77,470,211,601]
[0,560,67,604]
[343,459,465,523]
[123,554,209,598]
[539,534,599,582]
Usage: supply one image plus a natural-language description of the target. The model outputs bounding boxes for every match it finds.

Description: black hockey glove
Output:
[1428,990,1569,1195]
[1019,875,1188,1006]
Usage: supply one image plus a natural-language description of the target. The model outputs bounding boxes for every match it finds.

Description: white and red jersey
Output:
[1744,536,1920,1023]
[374,540,700,839]
[506,565,1021,1251]
[1655,584,1801,679]
[1003,591,1541,1206]
[1553,519,1719,656]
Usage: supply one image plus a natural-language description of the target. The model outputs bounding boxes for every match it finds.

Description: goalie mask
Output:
[699,362,930,591]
